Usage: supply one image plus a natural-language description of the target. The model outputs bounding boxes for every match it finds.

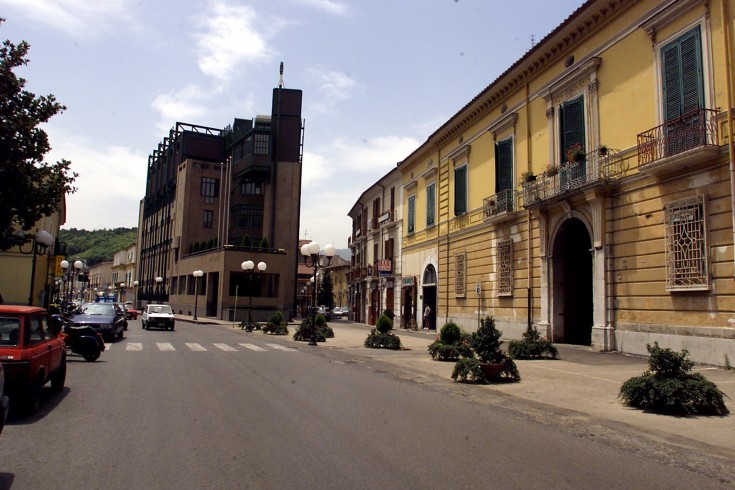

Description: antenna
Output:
[278,62,284,88]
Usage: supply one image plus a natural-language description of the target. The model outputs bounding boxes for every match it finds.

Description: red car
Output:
[123,304,138,320]
[0,306,66,414]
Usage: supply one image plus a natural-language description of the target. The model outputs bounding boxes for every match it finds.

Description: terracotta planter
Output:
[480,361,506,379]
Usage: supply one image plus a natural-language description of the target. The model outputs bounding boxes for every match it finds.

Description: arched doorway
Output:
[422,265,437,330]
[551,218,593,345]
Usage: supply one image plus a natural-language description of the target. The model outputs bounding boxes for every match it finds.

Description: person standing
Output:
[423,304,431,330]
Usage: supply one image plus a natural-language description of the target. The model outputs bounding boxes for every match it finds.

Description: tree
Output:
[0,19,77,250]
[317,270,335,309]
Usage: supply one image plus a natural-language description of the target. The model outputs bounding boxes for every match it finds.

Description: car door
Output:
[112,304,125,335]
[40,313,64,374]
[25,315,50,383]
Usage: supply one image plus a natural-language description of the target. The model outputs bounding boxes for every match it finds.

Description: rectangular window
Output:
[238,207,264,228]
[254,133,270,155]
[240,181,264,195]
[426,182,436,227]
[495,138,514,192]
[454,165,467,215]
[454,251,466,297]
[664,195,709,291]
[203,210,213,229]
[201,177,219,204]
[407,194,416,234]
[560,95,586,161]
[497,239,513,296]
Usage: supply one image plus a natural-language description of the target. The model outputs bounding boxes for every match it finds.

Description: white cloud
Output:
[151,85,211,135]
[193,1,280,83]
[293,0,350,16]
[0,0,134,36]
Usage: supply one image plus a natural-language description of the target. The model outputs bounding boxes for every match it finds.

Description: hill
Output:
[59,228,137,266]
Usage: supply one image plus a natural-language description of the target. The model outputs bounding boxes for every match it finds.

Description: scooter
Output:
[53,315,106,362]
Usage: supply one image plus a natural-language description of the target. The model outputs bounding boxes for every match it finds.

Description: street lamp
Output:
[133,280,139,310]
[107,285,113,302]
[14,229,54,306]
[60,259,83,304]
[155,276,163,303]
[192,270,203,320]
[300,242,335,345]
[241,260,266,331]
[119,282,126,303]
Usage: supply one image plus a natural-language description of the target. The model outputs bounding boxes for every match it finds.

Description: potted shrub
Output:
[508,327,559,360]
[364,313,402,350]
[293,313,333,342]
[428,322,473,361]
[451,316,520,383]
[519,170,536,185]
[619,343,729,415]
[262,311,289,335]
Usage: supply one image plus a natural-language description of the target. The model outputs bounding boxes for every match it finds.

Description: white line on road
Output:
[186,343,207,351]
[213,343,238,352]
[157,342,175,351]
[126,343,142,351]
[238,343,267,351]
[265,343,296,352]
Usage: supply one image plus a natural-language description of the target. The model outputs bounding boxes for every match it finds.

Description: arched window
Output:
[423,264,437,286]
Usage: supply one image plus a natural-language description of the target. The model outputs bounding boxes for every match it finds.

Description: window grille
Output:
[664,195,709,291]
[454,251,466,297]
[497,239,513,296]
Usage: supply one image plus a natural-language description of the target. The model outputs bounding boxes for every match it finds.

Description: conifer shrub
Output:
[263,311,288,335]
[619,343,729,416]
[293,313,333,342]
[365,314,402,350]
[428,322,473,361]
[452,317,520,383]
[508,327,559,360]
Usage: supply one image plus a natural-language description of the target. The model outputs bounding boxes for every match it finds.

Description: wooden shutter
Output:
[454,165,467,215]
[407,195,415,233]
[426,183,435,226]
[560,96,585,158]
[662,27,703,121]
[495,138,513,192]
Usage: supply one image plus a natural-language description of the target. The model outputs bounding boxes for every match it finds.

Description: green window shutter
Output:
[454,165,467,215]
[495,138,513,192]
[560,96,585,159]
[426,183,435,226]
[408,195,415,233]
[662,27,703,121]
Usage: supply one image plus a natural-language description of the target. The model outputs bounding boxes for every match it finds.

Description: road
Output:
[1,319,731,489]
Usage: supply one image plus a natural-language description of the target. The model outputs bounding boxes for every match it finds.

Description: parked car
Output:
[331,307,346,319]
[69,302,126,342]
[0,305,66,414]
[123,304,137,321]
[142,304,175,331]
[317,306,332,321]
[0,364,9,434]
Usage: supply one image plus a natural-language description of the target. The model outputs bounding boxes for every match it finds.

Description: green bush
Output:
[619,343,729,416]
[439,322,462,344]
[293,314,333,342]
[260,237,269,249]
[376,314,393,334]
[364,329,402,350]
[382,309,395,321]
[508,327,559,360]
[263,311,289,335]
[428,325,473,361]
[451,317,520,383]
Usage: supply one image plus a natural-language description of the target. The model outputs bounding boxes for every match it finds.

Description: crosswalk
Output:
[113,342,297,352]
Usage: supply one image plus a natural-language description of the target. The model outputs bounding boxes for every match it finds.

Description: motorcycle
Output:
[52,315,106,362]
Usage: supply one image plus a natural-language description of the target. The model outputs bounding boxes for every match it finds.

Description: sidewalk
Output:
[176,314,735,460]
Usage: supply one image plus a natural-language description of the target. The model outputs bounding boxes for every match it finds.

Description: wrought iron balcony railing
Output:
[523,147,626,206]
[637,108,720,168]
[483,189,516,218]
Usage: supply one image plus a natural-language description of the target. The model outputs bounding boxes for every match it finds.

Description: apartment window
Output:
[238,207,263,228]
[664,195,709,291]
[454,164,467,215]
[201,177,219,204]
[497,239,513,296]
[495,138,514,192]
[240,181,264,195]
[407,194,416,234]
[203,210,213,229]
[560,95,586,162]
[254,133,270,155]
[426,182,436,227]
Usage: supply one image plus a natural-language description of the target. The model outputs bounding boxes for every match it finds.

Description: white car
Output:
[142,304,175,331]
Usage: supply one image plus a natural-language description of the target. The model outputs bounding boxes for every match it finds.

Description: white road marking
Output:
[157,343,175,351]
[265,343,296,352]
[213,343,238,352]
[238,343,267,352]
[186,343,207,351]
[126,343,142,351]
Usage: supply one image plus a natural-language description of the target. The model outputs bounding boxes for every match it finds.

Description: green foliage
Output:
[619,343,729,416]
[293,314,333,342]
[259,237,268,249]
[240,235,251,247]
[508,327,559,360]
[451,317,520,383]
[239,318,260,331]
[317,270,335,310]
[428,323,473,361]
[451,358,485,383]
[364,329,402,350]
[439,322,462,344]
[192,241,200,253]
[58,228,137,266]
[207,238,215,249]
[382,309,394,321]
[262,311,288,335]
[0,21,78,250]
[376,314,393,334]
[470,316,504,363]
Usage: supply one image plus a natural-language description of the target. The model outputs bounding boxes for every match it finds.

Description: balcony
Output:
[637,108,720,176]
[523,147,626,207]
[482,189,516,223]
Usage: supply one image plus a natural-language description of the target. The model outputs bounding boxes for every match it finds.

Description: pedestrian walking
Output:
[423,304,431,330]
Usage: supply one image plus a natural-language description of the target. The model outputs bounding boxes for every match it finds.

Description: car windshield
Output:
[148,305,172,314]
[77,303,115,315]
[0,317,21,346]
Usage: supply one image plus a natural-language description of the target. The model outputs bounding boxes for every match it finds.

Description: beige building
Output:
[355,0,735,366]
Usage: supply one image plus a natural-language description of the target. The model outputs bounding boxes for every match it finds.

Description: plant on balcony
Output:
[519,170,536,185]
[262,310,289,335]
[451,316,520,383]
[428,322,473,361]
[544,163,559,177]
[565,143,585,163]
[364,313,402,350]
[508,327,559,360]
[598,145,608,156]
[619,342,729,416]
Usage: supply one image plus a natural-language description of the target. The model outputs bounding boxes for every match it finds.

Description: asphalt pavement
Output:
[175,314,735,460]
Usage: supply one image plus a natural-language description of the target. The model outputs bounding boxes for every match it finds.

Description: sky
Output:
[1,0,583,250]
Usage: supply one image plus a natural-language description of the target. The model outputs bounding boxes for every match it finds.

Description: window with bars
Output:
[664,195,709,291]
[497,239,513,296]
[454,251,466,297]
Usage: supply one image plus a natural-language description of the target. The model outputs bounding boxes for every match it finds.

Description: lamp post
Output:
[60,259,83,304]
[14,229,54,306]
[107,285,113,302]
[192,270,203,320]
[155,276,163,303]
[133,280,139,310]
[300,242,335,345]
[241,260,266,331]
[119,282,126,303]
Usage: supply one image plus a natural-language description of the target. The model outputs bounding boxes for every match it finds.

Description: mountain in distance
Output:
[59,228,137,266]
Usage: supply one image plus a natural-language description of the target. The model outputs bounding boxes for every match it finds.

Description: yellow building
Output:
[395,0,735,365]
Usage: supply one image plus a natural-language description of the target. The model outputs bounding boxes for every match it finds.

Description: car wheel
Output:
[83,351,100,362]
[117,326,124,339]
[51,358,66,393]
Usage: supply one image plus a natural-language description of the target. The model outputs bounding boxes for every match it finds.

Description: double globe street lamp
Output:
[14,229,54,306]
[241,260,266,332]
[300,242,335,345]
[155,276,163,303]
[60,259,84,304]
[192,270,203,320]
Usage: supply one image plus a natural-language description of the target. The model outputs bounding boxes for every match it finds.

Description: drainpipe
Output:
[525,82,533,332]
[722,0,735,281]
